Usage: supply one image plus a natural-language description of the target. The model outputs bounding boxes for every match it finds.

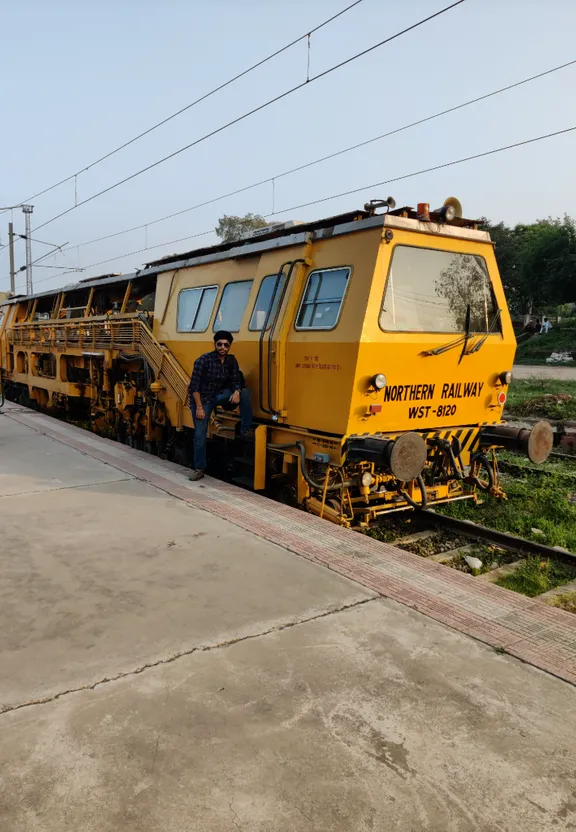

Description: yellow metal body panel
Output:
[284,229,382,434]
[254,424,267,490]
[154,243,308,429]
[350,228,516,436]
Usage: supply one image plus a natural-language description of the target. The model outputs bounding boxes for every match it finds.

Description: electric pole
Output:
[21,205,34,295]
[8,222,15,294]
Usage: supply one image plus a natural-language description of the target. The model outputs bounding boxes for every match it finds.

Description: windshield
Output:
[379,245,499,333]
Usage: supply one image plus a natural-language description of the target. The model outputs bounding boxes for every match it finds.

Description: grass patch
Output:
[515,323,576,365]
[496,557,576,597]
[506,378,576,420]
[438,471,576,551]
[549,591,576,613]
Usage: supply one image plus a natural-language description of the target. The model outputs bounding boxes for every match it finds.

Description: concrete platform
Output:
[2,402,576,831]
[0,408,370,709]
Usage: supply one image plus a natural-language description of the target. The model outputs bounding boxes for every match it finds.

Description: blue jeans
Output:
[191,388,253,471]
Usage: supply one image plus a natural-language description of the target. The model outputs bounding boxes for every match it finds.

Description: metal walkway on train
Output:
[1,401,576,831]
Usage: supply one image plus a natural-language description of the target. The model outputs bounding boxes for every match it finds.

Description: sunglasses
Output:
[215,341,230,348]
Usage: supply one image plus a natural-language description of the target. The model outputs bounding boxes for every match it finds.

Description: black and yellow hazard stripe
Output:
[347,421,504,455]
[418,426,479,452]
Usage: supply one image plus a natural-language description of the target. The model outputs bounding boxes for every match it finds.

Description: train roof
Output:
[1,204,491,305]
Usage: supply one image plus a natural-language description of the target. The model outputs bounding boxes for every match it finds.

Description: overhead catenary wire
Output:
[23,122,576,293]
[72,230,215,271]
[36,56,576,258]
[26,230,216,289]
[270,124,576,216]
[0,0,366,216]
[31,0,468,234]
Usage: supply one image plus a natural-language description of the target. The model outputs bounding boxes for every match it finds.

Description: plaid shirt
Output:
[189,351,242,401]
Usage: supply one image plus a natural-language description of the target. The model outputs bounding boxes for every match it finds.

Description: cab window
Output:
[213,280,253,332]
[379,246,499,333]
[295,267,350,330]
[249,273,286,331]
[177,286,218,332]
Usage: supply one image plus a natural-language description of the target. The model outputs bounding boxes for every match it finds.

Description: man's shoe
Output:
[188,469,205,481]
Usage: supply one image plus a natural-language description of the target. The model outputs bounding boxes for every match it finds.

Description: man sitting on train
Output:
[188,330,253,481]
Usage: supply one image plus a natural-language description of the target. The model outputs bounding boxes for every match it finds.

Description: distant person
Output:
[540,317,552,334]
[187,330,253,481]
[524,318,539,335]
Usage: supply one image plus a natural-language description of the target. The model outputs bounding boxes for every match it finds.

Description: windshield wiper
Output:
[420,334,467,357]
[457,304,471,365]
[465,308,502,355]
[421,305,500,359]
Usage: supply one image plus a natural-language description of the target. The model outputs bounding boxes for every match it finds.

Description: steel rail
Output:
[497,459,576,480]
[420,509,576,566]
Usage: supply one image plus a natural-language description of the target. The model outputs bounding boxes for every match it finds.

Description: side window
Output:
[213,280,254,332]
[249,273,286,331]
[295,267,350,330]
[177,286,218,332]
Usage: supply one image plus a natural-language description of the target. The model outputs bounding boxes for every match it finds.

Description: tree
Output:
[215,213,268,242]
[479,218,522,310]
[517,216,576,311]
[480,216,576,315]
[434,254,496,331]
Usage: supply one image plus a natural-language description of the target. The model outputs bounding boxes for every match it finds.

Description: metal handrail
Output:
[6,316,190,407]
[258,262,291,415]
[266,258,306,417]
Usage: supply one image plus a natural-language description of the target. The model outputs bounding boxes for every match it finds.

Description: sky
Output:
[1,0,575,295]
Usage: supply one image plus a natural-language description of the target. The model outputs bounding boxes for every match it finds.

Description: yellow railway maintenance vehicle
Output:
[0,197,553,527]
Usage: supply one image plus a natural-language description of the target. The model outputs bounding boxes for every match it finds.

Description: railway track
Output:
[422,510,576,566]
[372,489,576,604]
[550,451,576,461]
[379,509,575,566]
[498,458,576,481]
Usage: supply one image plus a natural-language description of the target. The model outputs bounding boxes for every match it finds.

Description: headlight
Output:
[499,370,512,385]
[361,471,375,487]
[372,373,387,390]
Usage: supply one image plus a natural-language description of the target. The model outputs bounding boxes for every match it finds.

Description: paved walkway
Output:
[2,401,576,830]
[514,363,576,380]
[6,402,575,686]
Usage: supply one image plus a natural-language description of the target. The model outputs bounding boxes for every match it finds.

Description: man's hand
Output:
[229,389,240,405]
[196,405,206,420]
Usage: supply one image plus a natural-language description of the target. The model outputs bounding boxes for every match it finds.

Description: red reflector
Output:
[369,404,382,414]
[498,392,507,405]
